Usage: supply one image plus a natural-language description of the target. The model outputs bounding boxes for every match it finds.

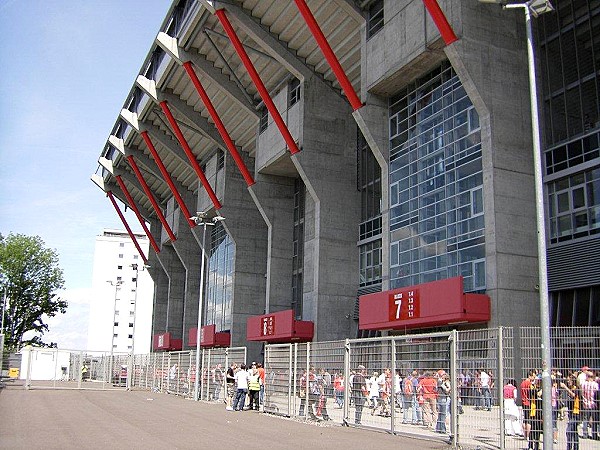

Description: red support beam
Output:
[158,101,223,210]
[182,61,256,187]
[422,0,458,46]
[215,8,301,155]
[106,190,149,264]
[125,154,177,242]
[140,131,196,228]
[293,0,363,111]
[115,175,161,254]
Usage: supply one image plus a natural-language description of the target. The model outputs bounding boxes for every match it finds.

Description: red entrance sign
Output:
[388,289,420,321]
[261,316,275,337]
[247,309,313,343]
[359,276,490,331]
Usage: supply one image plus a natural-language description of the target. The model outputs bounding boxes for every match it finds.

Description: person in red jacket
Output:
[520,370,537,443]
[419,371,438,428]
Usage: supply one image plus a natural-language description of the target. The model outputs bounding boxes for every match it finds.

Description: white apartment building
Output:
[87,229,154,354]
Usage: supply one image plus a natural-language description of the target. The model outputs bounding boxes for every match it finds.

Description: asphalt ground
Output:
[0,383,450,450]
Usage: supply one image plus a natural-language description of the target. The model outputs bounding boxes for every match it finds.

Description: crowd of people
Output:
[223,361,265,411]
[509,366,599,450]
[347,365,454,433]
[203,359,600,449]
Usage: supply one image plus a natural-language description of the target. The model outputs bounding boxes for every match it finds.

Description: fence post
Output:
[498,327,505,450]
[449,330,458,449]
[293,343,298,418]
[305,342,310,421]
[284,344,291,415]
[77,350,83,389]
[390,338,396,434]
[206,348,212,401]
[343,338,350,426]
[24,346,33,390]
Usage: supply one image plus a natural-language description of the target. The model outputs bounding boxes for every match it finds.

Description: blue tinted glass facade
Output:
[205,223,234,332]
[389,63,486,292]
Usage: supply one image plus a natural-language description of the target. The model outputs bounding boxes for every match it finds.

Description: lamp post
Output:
[107,279,123,385]
[190,211,225,401]
[479,1,554,448]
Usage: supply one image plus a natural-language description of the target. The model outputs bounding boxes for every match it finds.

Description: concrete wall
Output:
[219,148,268,362]
[446,1,540,328]
[294,75,361,341]
[358,0,540,328]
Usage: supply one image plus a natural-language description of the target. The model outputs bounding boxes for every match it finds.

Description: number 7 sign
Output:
[388,289,420,321]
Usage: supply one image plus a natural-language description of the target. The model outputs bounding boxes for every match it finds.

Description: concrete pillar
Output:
[445,3,539,328]
[171,225,202,349]
[148,220,168,341]
[217,149,268,363]
[354,96,390,291]
[293,75,361,341]
[248,174,296,314]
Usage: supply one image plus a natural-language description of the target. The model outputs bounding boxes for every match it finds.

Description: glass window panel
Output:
[389,63,484,291]
[565,87,583,137]
[558,215,572,236]
[558,291,574,326]
[574,289,590,326]
[572,187,586,209]
[557,191,570,213]
[573,211,588,231]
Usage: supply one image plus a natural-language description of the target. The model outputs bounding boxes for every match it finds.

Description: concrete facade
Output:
[93,0,599,362]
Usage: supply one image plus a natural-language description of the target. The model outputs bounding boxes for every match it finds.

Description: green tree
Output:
[0,233,67,350]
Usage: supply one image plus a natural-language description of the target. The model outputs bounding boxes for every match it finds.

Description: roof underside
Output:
[96,0,364,222]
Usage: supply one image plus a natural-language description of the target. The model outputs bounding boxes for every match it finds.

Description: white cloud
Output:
[43,288,92,350]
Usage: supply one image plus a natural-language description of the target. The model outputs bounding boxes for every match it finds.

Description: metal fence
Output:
[263,327,599,450]
[13,328,600,449]
[19,348,130,390]
[129,346,247,401]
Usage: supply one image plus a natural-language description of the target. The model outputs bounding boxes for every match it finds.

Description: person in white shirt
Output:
[480,369,492,411]
[232,364,249,411]
[368,372,380,413]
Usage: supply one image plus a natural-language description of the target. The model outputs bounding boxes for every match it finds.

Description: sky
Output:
[0,0,170,349]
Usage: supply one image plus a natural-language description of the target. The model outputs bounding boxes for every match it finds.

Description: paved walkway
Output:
[0,382,449,450]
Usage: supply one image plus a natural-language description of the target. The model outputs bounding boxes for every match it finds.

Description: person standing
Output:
[298,367,318,419]
[256,363,266,408]
[520,370,537,442]
[352,365,368,425]
[247,366,261,411]
[225,362,237,411]
[213,363,223,402]
[419,371,438,429]
[394,370,403,410]
[402,371,415,424]
[561,376,581,450]
[435,371,451,434]
[480,368,492,411]
[232,363,249,411]
[368,371,380,415]
[503,379,523,436]
[581,369,599,439]
[527,375,543,450]
[334,373,345,408]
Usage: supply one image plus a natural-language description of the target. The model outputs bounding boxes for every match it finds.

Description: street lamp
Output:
[189,211,226,401]
[479,1,554,449]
